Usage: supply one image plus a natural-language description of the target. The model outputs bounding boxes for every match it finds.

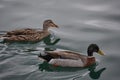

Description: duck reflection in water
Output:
[43,34,60,46]
[88,63,106,79]
[23,34,60,52]
[72,63,106,80]
[39,61,106,79]
[42,34,60,51]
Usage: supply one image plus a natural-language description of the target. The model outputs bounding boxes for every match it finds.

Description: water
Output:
[0,0,120,80]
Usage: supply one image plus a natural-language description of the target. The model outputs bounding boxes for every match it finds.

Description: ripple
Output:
[0,0,120,80]
[72,3,111,12]
[0,4,5,8]
[84,20,120,31]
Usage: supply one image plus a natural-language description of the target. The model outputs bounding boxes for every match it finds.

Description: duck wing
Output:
[45,51,87,67]
[46,50,87,60]
[4,31,50,42]
[5,28,38,36]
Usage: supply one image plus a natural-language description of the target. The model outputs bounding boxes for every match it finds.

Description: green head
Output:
[87,44,104,56]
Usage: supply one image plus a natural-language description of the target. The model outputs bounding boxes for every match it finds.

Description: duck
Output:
[2,19,58,42]
[38,44,104,67]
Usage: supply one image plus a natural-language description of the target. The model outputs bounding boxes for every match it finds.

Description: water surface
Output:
[0,0,120,80]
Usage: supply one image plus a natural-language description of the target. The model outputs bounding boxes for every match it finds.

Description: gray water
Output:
[0,0,120,80]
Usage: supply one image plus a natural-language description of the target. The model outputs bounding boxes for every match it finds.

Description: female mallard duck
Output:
[2,20,58,42]
[38,44,104,67]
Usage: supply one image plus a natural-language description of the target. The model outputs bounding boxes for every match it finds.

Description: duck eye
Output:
[47,20,52,23]
[94,47,99,52]
[94,49,98,52]
[50,21,52,23]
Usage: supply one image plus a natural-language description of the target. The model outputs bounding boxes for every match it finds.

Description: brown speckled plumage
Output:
[3,20,58,42]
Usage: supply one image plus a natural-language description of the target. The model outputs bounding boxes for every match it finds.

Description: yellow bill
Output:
[98,50,104,55]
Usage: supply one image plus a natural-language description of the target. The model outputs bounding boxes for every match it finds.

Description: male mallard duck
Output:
[2,20,58,42]
[38,44,104,67]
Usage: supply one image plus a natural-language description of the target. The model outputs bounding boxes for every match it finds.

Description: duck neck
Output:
[87,50,93,56]
[85,57,95,67]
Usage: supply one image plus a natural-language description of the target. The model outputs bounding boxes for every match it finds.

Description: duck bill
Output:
[50,23,59,28]
[98,50,104,56]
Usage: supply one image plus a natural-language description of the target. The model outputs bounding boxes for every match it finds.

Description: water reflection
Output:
[88,64,106,79]
[72,63,106,80]
[39,61,85,72]
[39,59,106,79]
[22,34,60,52]
[43,34,60,46]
